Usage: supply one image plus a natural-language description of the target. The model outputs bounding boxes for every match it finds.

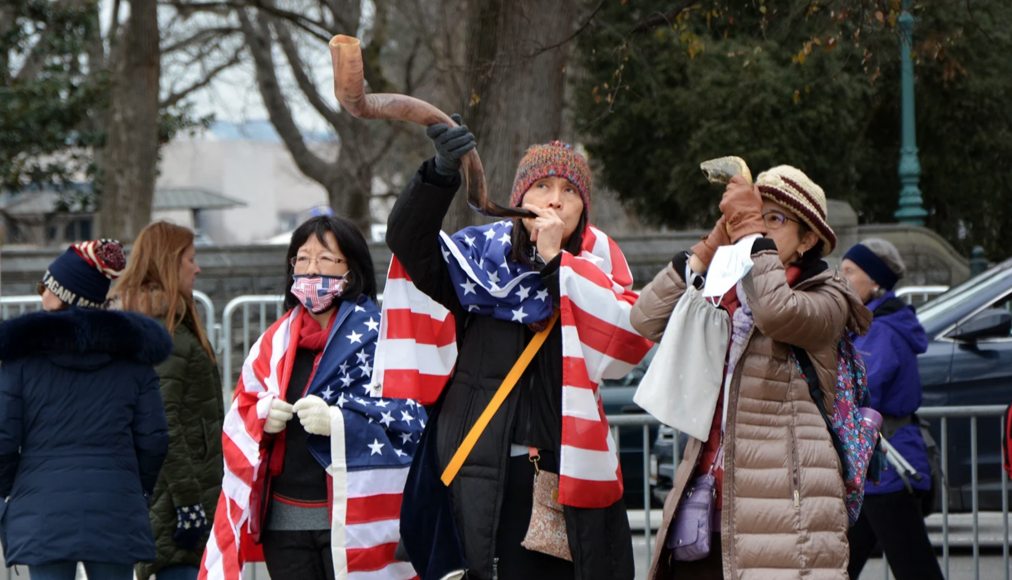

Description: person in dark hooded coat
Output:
[840,238,943,580]
[0,239,171,580]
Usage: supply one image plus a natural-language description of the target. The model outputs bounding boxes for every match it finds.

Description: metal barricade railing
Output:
[896,285,949,306]
[0,295,42,319]
[193,290,216,349]
[607,405,1010,580]
[1,293,216,347]
[220,295,285,398]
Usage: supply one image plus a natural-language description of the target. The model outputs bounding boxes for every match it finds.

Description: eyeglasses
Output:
[762,210,802,230]
[289,255,346,271]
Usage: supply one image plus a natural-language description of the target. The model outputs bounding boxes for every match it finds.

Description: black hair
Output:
[509,212,587,268]
[282,215,377,310]
[795,221,826,268]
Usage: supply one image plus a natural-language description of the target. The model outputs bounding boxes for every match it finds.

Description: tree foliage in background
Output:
[1,0,239,241]
[573,1,1012,258]
[0,1,105,193]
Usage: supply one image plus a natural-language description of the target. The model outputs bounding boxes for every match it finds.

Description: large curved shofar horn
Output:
[700,156,753,185]
[329,34,533,219]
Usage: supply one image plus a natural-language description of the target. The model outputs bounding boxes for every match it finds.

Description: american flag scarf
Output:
[372,220,652,508]
[200,296,424,580]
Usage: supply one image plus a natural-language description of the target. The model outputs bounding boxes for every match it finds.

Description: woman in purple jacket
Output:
[840,238,943,580]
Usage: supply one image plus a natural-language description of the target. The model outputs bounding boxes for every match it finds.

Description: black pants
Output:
[262,529,335,580]
[847,491,943,580]
[495,455,575,579]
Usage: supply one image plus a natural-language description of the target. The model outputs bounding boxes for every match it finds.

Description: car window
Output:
[918,266,1012,330]
[984,293,1012,338]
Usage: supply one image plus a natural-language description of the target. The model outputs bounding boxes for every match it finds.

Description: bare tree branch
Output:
[525,0,605,58]
[160,46,243,108]
[237,8,336,182]
[273,20,346,130]
[161,26,241,54]
[161,0,332,42]
[631,2,699,34]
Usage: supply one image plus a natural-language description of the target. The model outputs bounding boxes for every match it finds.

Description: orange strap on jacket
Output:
[440,312,559,487]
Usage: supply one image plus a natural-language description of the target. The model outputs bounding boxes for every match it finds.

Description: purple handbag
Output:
[665,472,717,561]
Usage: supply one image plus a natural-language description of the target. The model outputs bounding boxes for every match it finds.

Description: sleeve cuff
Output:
[421,158,461,189]
[671,251,704,289]
[540,253,563,304]
[751,237,778,254]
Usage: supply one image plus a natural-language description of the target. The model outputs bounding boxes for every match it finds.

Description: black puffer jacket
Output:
[387,161,634,580]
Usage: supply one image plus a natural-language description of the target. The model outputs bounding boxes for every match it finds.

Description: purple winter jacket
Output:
[856,291,932,494]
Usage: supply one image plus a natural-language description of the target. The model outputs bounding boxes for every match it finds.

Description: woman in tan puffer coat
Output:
[631,166,871,579]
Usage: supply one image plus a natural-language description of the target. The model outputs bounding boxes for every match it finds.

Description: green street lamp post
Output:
[895,0,928,225]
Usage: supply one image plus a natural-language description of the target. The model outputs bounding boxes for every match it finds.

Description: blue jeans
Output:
[29,561,134,580]
[156,565,200,580]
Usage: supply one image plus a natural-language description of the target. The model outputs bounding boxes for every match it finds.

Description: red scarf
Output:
[297,308,336,352]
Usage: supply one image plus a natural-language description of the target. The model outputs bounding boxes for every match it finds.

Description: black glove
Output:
[425,113,476,177]
[172,503,209,550]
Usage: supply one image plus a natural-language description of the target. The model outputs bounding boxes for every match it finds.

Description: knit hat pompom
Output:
[74,239,126,279]
[755,165,836,254]
[509,140,592,212]
[41,239,125,309]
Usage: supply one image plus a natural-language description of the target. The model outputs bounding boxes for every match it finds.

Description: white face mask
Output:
[702,237,756,303]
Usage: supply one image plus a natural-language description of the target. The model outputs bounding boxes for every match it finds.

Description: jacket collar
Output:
[0,307,173,365]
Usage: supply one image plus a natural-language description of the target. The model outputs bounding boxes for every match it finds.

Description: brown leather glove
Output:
[690,216,731,269]
[718,175,766,242]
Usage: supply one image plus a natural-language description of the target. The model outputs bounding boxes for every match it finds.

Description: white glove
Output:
[264,399,294,434]
[293,395,333,436]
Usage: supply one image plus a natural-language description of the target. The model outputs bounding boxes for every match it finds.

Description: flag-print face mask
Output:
[290,274,347,313]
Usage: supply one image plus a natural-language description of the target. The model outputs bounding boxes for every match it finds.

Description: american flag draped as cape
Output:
[200,296,425,580]
[372,220,653,508]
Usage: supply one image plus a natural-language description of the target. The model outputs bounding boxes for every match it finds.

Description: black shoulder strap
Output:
[791,345,847,471]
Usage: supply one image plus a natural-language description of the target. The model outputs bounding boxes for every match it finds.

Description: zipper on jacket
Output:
[492,556,500,580]
[788,391,802,510]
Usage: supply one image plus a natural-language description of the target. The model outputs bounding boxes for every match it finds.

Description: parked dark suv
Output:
[649,257,1012,511]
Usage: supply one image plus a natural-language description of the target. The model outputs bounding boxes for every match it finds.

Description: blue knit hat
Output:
[41,239,126,308]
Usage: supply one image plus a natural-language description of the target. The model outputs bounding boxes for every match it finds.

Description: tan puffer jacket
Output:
[631,250,871,579]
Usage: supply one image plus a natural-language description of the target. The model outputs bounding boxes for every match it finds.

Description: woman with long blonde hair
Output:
[111,221,223,580]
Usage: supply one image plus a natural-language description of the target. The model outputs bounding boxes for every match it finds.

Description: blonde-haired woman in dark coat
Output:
[111,222,223,580]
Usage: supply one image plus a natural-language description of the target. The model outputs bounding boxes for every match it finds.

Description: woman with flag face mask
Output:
[381,120,652,580]
[199,216,425,580]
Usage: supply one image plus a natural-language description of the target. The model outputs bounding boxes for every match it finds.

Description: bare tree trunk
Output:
[445,0,575,232]
[95,0,159,241]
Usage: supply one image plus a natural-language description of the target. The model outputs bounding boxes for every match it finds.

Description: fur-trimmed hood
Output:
[0,307,172,366]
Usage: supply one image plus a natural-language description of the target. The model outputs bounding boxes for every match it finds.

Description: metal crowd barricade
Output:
[607,405,1010,580]
[192,290,216,349]
[0,295,42,319]
[1,293,216,346]
[219,295,285,398]
[896,285,949,306]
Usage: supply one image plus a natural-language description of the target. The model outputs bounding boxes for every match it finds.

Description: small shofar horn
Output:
[700,156,753,185]
[329,34,533,219]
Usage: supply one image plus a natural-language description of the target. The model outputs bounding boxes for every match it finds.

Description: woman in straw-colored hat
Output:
[632,167,872,579]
